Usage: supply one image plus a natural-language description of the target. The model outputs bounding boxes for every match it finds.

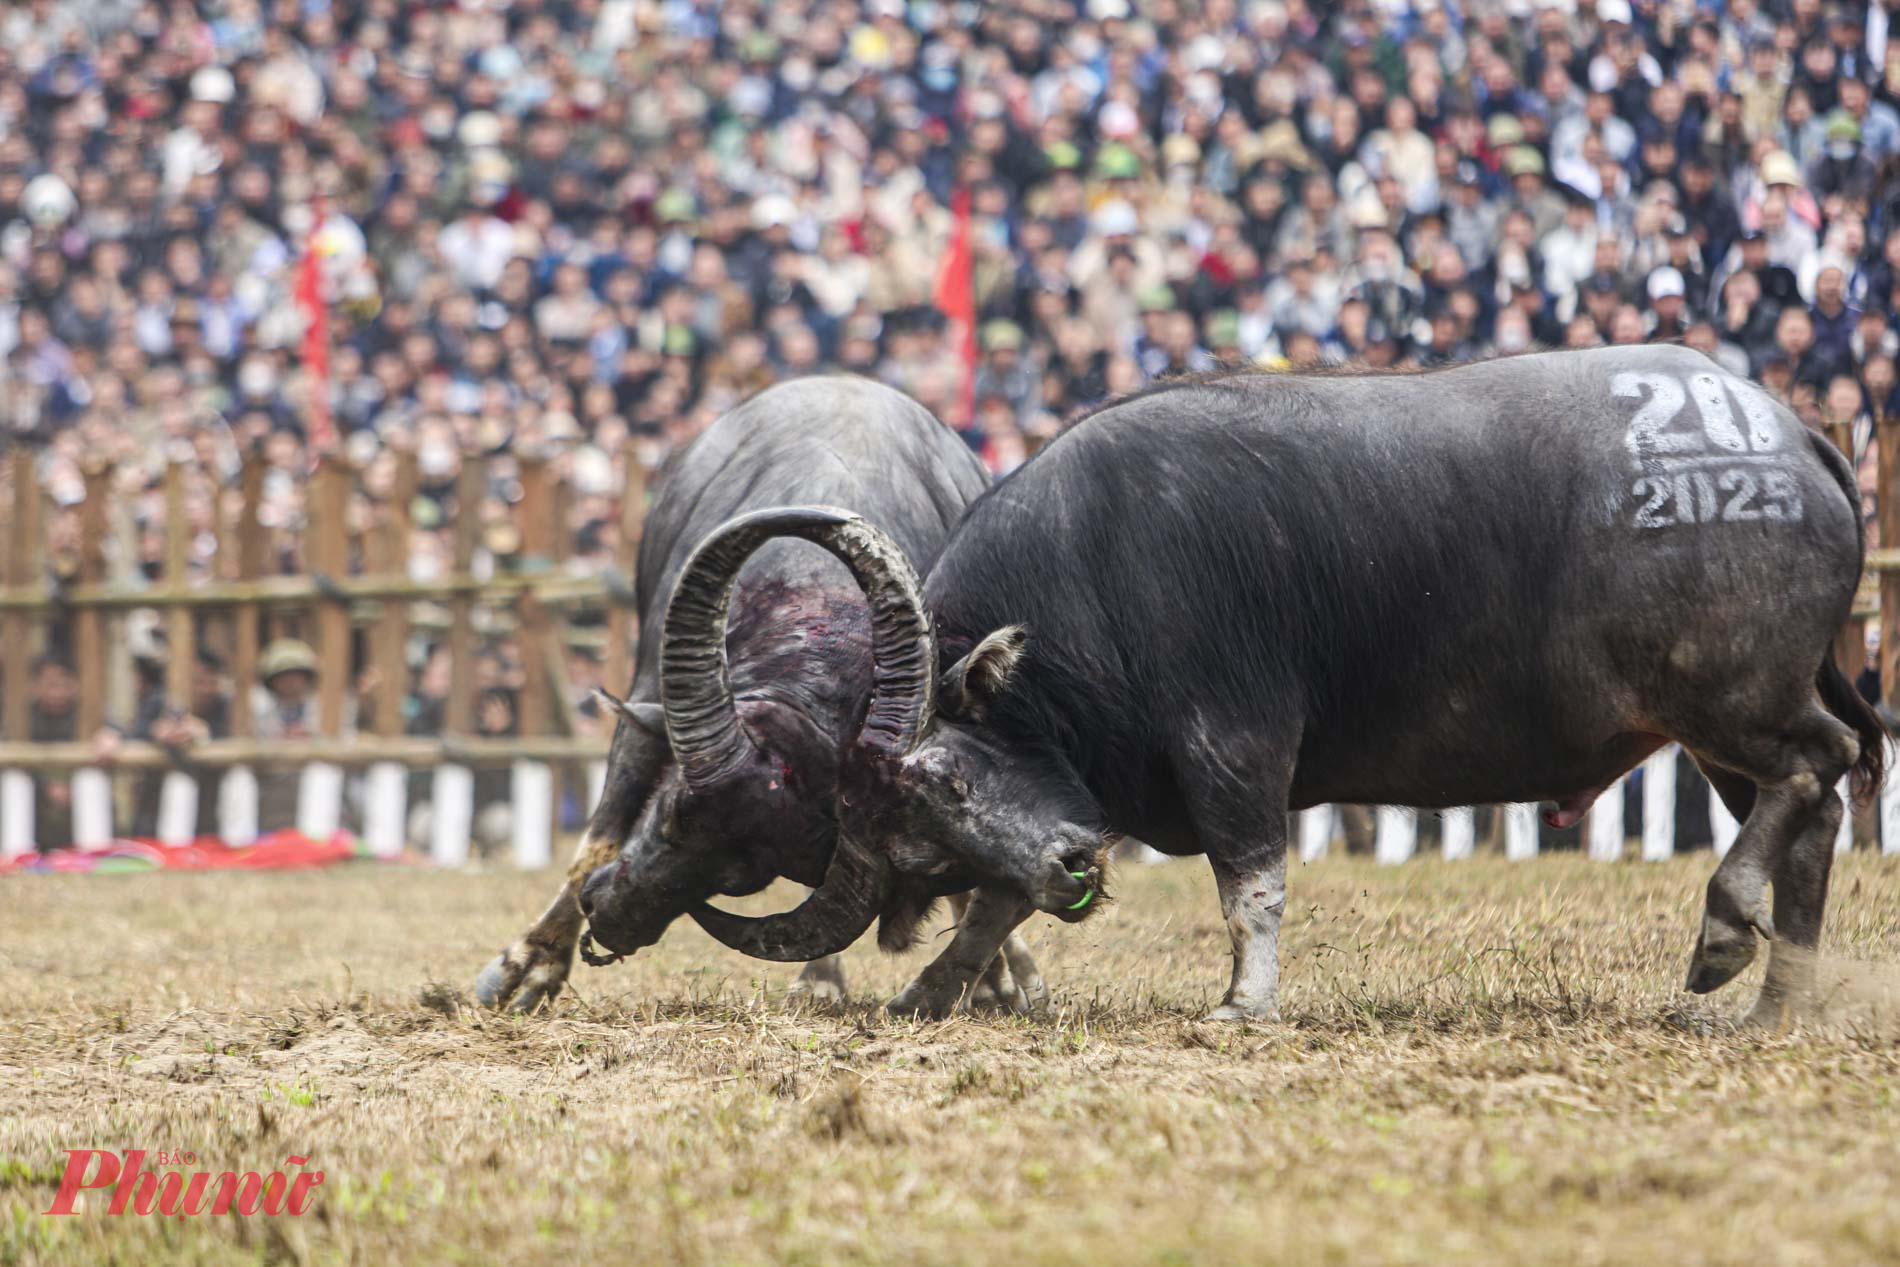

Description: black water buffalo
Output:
[475,377,1043,1013]
[676,346,1885,1023]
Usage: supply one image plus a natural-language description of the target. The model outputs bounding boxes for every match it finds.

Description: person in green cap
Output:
[1505,145,1565,239]
[973,318,1038,427]
[1809,110,1875,204]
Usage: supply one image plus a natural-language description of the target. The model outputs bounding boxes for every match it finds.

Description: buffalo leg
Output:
[1744,785,1843,1028]
[886,888,1030,1020]
[1207,846,1289,1022]
[1180,741,1293,1022]
[474,830,620,1012]
[1685,707,1857,999]
[949,891,1025,1011]
[1000,930,1047,1009]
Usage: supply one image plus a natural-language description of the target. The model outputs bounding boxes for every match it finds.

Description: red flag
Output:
[933,185,977,427]
[295,202,333,459]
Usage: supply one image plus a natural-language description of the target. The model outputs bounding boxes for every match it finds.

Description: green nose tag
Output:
[1067,872,1093,911]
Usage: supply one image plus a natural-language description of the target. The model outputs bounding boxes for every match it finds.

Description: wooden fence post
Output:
[604,457,646,695]
[220,453,264,844]
[511,454,555,869]
[297,455,350,841]
[1,448,39,857]
[155,461,199,845]
[1879,410,1900,855]
[362,450,415,859]
[431,457,483,866]
[69,463,114,847]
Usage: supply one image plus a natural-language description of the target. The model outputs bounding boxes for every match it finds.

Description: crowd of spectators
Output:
[5,0,1900,844]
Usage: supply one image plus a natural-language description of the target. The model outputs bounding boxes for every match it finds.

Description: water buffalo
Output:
[674,346,1885,1023]
[475,377,1043,1013]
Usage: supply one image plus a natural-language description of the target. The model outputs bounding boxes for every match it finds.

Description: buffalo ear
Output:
[593,688,668,738]
[941,626,1027,720]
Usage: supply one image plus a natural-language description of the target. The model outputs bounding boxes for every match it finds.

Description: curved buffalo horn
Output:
[688,831,891,961]
[660,505,938,789]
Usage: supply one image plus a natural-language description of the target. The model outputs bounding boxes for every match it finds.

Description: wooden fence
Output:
[0,444,646,866]
[3,418,1899,869]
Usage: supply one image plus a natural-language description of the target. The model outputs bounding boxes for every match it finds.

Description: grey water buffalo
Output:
[673,345,1885,1023]
[476,376,1043,1013]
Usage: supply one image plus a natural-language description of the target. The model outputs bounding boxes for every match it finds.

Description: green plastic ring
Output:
[1067,872,1093,911]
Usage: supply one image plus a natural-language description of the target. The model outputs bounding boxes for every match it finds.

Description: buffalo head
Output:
[578,508,941,962]
[617,508,1110,967]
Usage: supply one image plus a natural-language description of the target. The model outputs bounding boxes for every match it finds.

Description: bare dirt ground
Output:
[4,853,1900,1266]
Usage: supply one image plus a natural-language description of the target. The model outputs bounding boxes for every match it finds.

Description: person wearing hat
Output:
[1132,285,1179,380]
[256,640,321,737]
[1503,146,1565,239]
[255,638,350,831]
[1807,111,1876,205]
[1203,309,1243,362]
[1644,266,1691,341]
[972,318,1038,430]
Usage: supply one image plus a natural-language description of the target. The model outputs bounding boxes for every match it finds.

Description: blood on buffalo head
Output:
[577,508,932,961]
[626,508,1110,968]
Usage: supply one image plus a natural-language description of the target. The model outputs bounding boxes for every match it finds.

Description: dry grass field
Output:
[4,852,1900,1266]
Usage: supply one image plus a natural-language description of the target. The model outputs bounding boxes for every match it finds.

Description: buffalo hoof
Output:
[787,958,847,1005]
[885,981,962,1021]
[1685,913,1759,995]
[1206,1000,1279,1024]
[967,958,1030,1014]
[474,943,572,1013]
[1739,991,1796,1033]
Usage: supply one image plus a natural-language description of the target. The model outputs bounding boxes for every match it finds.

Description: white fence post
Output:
[430,763,473,867]
[1504,803,1539,860]
[1710,786,1739,859]
[71,767,113,847]
[586,760,607,817]
[511,759,553,868]
[363,761,408,859]
[1297,805,1332,862]
[1440,807,1475,860]
[1879,775,1900,856]
[1641,746,1676,861]
[219,764,258,845]
[1,769,33,857]
[1374,805,1416,866]
[155,771,199,847]
[1587,779,1625,862]
[1831,778,1846,858]
[296,761,344,841]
